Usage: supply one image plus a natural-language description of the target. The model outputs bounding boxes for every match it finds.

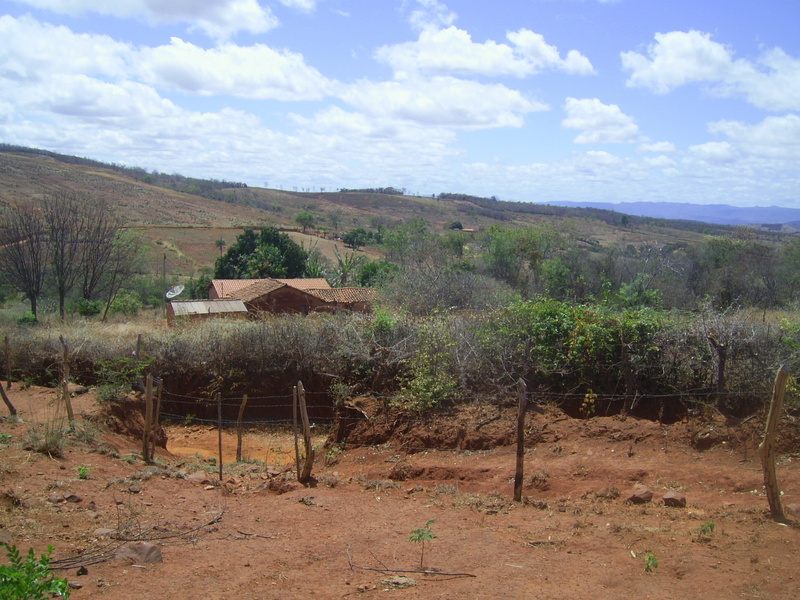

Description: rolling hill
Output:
[0,146,776,279]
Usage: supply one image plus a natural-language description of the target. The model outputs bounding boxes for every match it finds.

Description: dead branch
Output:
[346,546,476,579]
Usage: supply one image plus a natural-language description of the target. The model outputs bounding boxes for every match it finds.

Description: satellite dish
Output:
[165,284,185,299]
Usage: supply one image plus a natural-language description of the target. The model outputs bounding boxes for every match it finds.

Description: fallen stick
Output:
[346,546,476,578]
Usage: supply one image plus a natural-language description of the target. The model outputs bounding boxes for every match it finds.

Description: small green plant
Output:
[0,433,11,444]
[697,521,716,536]
[408,519,436,569]
[77,466,90,480]
[95,356,153,403]
[580,389,597,418]
[324,444,344,466]
[183,413,197,426]
[23,423,65,458]
[0,543,71,599]
[644,552,658,573]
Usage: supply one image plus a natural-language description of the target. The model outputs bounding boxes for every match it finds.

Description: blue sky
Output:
[1,0,799,207]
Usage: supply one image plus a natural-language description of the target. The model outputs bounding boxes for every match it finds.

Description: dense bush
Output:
[4,303,796,418]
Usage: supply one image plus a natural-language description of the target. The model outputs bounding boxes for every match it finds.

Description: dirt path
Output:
[1,386,799,599]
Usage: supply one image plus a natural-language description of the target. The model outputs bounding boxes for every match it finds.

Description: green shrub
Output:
[76,298,103,317]
[16,311,37,325]
[399,316,459,410]
[109,290,142,316]
[0,544,71,600]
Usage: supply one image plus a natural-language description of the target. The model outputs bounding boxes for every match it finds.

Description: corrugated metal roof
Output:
[170,299,248,316]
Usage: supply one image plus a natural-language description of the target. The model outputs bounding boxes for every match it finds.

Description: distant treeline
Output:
[340,187,406,195]
[438,191,737,236]
[0,144,247,201]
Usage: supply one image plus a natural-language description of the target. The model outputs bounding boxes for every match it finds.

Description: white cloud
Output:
[376,26,527,78]
[638,141,676,153]
[278,0,317,13]
[621,31,731,94]
[340,76,547,129]
[408,0,457,32]
[562,97,640,144]
[0,15,131,82]
[708,114,800,159]
[137,38,335,101]
[622,30,800,111]
[507,29,595,76]
[688,141,737,164]
[9,0,279,39]
[377,26,593,78]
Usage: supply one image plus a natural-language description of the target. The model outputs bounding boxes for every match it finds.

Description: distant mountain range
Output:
[548,201,800,228]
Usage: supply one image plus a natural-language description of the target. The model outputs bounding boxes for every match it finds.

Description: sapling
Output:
[408,519,436,569]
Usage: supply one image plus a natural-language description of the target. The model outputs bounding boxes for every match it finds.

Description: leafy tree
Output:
[342,227,370,250]
[214,227,308,279]
[215,238,227,255]
[294,211,316,233]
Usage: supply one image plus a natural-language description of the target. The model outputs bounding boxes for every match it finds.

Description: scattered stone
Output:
[204,485,215,491]
[299,496,318,506]
[663,491,687,508]
[21,497,42,509]
[382,575,417,590]
[48,492,64,504]
[628,484,653,504]
[64,493,83,503]
[68,582,83,590]
[692,428,726,451]
[128,484,141,494]
[786,503,800,519]
[114,542,163,564]
[77,566,89,576]
[93,528,116,537]
[0,529,11,545]
[67,383,88,396]
[186,472,211,485]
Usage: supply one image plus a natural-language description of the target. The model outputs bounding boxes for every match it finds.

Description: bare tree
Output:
[42,192,90,319]
[0,204,49,318]
[77,197,124,301]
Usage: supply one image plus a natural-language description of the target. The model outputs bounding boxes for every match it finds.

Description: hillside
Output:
[0,146,770,279]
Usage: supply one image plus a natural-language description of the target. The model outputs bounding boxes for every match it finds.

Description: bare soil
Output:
[2,386,800,599]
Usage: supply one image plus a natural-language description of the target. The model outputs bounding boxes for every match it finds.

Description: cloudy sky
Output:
[1,0,799,207]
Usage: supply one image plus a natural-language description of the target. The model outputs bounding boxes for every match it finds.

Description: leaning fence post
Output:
[759,366,789,523]
[142,374,154,464]
[236,394,248,462]
[514,378,528,502]
[0,382,15,417]
[5,335,11,389]
[298,381,315,483]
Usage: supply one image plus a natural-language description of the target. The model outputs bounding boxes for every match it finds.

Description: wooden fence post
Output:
[298,381,315,484]
[149,377,163,461]
[514,378,528,502]
[759,366,789,523]
[293,385,301,480]
[236,394,248,462]
[59,336,75,430]
[5,335,11,389]
[217,392,223,481]
[142,374,154,464]
[0,382,15,417]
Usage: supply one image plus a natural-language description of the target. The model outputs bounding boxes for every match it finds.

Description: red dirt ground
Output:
[1,386,799,600]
